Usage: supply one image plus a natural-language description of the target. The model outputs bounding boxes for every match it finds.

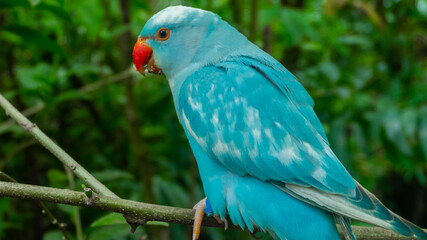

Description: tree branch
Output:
[0,91,150,229]
[0,181,422,240]
[0,181,222,228]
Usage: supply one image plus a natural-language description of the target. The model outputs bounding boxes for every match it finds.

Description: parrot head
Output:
[133,6,251,80]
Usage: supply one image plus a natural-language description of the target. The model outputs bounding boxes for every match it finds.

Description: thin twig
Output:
[64,166,84,240]
[39,202,70,240]
[0,172,70,239]
[79,70,132,93]
[0,172,17,182]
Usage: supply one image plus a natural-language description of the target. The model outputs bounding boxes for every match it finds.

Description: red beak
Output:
[132,37,162,75]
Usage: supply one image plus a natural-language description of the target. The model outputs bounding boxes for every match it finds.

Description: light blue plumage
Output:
[137,6,427,240]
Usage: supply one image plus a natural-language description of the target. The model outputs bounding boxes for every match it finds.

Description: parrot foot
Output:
[192,198,207,240]
[192,198,228,240]
[213,214,228,230]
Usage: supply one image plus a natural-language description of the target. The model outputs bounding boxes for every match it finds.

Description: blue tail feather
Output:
[282,182,427,239]
[336,214,356,240]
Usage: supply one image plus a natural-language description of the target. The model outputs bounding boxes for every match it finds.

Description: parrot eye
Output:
[157,28,170,41]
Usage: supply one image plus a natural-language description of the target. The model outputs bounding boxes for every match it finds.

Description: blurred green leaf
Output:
[337,35,372,48]
[1,25,65,56]
[16,63,54,90]
[279,8,318,45]
[153,176,189,207]
[86,224,132,240]
[383,110,412,155]
[319,61,340,83]
[90,213,170,229]
[34,3,71,22]
[90,213,126,228]
[47,169,68,188]
[53,91,91,104]
[146,221,170,227]
[42,230,62,240]
[91,170,134,183]
[419,108,427,159]
[0,0,30,9]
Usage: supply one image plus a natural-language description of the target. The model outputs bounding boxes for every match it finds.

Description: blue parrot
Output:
[132,6,427,240]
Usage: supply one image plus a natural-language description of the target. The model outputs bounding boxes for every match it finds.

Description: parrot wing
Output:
[178,56,356,196]
[178,56,427,239]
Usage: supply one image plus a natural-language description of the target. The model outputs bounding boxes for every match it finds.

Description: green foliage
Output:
[0,0,426,239]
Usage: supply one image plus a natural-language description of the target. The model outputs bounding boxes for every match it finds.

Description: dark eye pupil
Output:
[159,30,168,38]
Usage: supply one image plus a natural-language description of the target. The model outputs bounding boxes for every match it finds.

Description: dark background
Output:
[0,0,426,239]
